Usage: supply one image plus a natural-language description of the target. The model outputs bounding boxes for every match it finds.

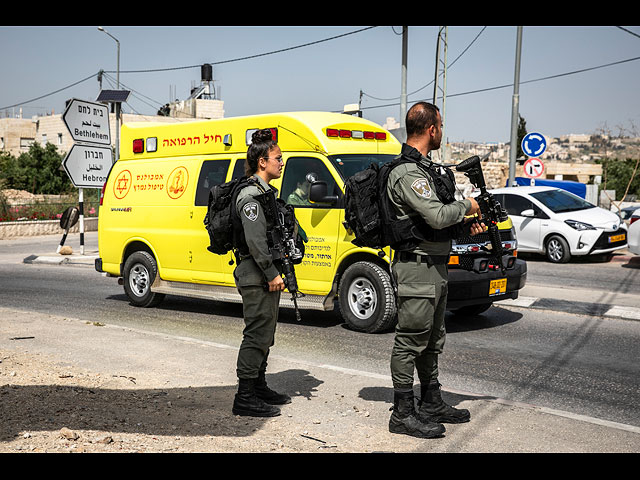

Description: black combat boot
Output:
[255,371,291,405]
[232,378,281,417]
[417,380,470,424]
[389,389,445,439]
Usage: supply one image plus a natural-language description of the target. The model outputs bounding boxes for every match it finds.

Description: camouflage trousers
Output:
[236,285,281,379]
[390,255,448,388]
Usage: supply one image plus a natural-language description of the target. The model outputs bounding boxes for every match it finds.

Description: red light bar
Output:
[325,128,387,140]
[133,138,144,153]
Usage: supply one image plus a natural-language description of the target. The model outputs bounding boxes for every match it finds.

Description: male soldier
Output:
[386,102,484,438]
[286,173,317,206]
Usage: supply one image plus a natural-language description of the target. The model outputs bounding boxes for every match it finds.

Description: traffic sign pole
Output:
[62,98,113,255]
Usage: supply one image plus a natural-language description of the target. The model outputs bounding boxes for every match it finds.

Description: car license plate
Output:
[608,233,626,243]
[489,278,507,296]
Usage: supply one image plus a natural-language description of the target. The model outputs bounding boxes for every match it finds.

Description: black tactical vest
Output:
[385,145,463,251]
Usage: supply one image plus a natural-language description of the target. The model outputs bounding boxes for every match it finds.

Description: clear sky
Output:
[1,25,639,144]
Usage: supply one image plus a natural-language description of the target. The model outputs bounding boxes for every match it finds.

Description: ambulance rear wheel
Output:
[338,261,397,333]
[123,251,165,307]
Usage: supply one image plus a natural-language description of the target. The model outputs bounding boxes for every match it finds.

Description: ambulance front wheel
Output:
[123,251,166,308]
[338,261,397,333]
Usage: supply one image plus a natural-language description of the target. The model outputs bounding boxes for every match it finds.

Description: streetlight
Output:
[97,26,123,164]
[97,26,120,88]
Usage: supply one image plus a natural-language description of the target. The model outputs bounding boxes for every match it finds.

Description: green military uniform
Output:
[286,188,309,206]
[234,174,282,381]
[386,144,471,390]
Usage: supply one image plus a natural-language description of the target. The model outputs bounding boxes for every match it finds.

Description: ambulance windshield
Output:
[328,154,397,180]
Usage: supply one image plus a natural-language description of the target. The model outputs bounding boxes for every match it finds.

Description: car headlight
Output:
[564,219,596,230]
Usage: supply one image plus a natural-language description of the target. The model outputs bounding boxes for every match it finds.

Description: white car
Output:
[628,208,640,255]
[489,186,628,263]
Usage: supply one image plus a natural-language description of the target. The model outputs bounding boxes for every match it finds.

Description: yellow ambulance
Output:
[96,112,526,333]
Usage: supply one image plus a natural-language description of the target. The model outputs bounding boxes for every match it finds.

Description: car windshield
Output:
[328,154,398,180]
[530,189,595,213]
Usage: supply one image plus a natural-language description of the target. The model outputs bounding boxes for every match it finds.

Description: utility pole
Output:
[432,26,448,162]
[508,27,523,187]
[400,26,408,134]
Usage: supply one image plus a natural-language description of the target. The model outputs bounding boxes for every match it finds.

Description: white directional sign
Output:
[523,157,545,179]
[62,144,113,188]
[62,98,111,146]
[521,132,547,158]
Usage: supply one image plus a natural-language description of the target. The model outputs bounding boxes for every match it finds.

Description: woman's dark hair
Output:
[245,129,277,176]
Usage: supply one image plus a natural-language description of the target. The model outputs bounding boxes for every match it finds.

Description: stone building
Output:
[0,98,225,158]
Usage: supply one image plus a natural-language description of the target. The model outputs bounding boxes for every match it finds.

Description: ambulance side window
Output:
[281,157,340,208]
[231,159,245,180]
[195,159,230,206]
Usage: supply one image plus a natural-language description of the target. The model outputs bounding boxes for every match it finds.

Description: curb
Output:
[495,296,640,321]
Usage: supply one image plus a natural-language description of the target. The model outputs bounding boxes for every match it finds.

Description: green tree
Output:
[516,114,527,161]
[0,143,73,194]
[597,157,640,201]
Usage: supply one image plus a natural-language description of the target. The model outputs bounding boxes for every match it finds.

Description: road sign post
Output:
[521,132,547,158]
[62,144,113,188]
[521,132,547,186]
[62,99,111,146]
[62,98,113,254]
[523,157,545,186]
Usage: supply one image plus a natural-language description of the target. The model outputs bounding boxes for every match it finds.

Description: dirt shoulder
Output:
[2,307,639,453]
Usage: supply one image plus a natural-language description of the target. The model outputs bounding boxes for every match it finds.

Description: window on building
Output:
[20,138,34,149]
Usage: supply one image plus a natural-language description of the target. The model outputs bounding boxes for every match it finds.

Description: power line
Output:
[362,26,487,102]
[1,26,378,111]
[357,55,640,113]
[617,26,640,40]
[103,26,379,75]
[0,72,97,111]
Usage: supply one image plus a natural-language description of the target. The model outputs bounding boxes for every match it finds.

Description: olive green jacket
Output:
[386,151,471,256]
[235,175,281,286]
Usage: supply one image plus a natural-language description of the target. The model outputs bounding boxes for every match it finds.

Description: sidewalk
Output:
[1,305,639,453]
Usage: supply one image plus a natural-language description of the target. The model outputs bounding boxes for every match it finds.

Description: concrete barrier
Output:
[0,217,98,239]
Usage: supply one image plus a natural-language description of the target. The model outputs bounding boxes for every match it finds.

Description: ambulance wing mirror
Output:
[309,181,338,205]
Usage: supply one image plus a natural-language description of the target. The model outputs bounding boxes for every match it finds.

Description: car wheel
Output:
[123,251,165,307]
[545,235,571,263]
[338,261,397,333]
[452,302,493,317]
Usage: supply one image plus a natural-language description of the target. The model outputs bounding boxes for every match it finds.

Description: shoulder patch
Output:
[243,202,259,222]
[411,178,432,199]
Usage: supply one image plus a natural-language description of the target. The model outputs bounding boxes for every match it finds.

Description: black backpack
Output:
[343,157,460,250]
[203,176,254,255]
[343,160,400,249]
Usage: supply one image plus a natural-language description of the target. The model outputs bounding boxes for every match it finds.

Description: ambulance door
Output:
[190,158,231,284]
[279,155,342,295]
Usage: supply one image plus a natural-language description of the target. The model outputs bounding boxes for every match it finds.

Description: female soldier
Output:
[232,128,291,417]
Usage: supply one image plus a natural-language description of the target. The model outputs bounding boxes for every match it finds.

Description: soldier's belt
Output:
[395,251,450,265]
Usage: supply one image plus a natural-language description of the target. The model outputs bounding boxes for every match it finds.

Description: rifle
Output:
[455,154,510,274]
[263,191,305,321]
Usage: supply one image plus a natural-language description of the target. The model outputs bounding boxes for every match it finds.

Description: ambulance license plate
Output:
[489,278,507,296]
[608,233,625,243]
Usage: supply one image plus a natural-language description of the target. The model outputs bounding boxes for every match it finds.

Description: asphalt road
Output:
[1,232,639,431]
